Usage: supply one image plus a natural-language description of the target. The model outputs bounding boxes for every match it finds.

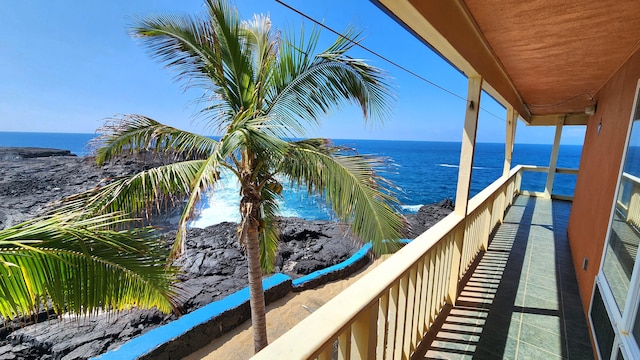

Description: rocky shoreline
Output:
[0,147,453,359]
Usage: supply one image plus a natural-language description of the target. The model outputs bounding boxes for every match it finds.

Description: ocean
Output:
[0,132,582,227]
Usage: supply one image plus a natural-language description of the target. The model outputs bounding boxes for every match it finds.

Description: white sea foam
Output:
[189,172,311,227]
[437,163,489,170]
[401,204,422,212]
[189,172,241,228]
[278,208,301,218]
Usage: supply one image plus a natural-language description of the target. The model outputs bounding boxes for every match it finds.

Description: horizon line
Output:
[0,130,582,146]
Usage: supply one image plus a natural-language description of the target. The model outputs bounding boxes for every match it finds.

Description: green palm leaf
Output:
[94,115,219,164]
[277,139,405,255]
[264,26,393,139]
[56,160,210,220]
[0,213,179,319]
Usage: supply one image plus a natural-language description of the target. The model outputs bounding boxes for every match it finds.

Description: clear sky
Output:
[0,0,586,144]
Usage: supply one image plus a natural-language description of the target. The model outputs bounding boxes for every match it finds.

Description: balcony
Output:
[253,165,593,359]
[416,196,591,359]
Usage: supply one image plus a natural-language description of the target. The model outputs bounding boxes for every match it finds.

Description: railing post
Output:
[545,118,564,198]
[503,105,518,178]
[450,75,482,308]
[501,107,518,222]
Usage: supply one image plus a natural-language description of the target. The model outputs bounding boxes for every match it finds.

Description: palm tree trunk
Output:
[244,203,268,352]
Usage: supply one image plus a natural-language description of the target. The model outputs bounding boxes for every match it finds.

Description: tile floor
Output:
[415,196,594,359]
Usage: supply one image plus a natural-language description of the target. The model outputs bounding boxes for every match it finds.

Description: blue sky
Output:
[0,0,586,144]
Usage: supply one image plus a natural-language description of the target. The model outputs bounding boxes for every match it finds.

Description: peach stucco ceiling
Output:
[463,0,640,116]
[374,0,640,124]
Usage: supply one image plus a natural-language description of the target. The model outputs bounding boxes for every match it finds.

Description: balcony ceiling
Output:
[373,0,640,125]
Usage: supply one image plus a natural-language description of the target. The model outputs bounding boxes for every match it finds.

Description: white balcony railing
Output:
[617,172,640,228]
[252,165,573,359]
[517,165,578,201]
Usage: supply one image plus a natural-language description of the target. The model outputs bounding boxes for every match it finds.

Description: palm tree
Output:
[61,0,405,352]
[0,212,180,320]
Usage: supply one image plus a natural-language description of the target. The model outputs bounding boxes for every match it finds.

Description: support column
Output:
[501,106,518,222]
[545,119,564,198]
[454,76,483,216]
[503,106,518,178]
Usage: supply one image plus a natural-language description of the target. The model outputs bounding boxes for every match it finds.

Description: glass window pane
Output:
[602,94,640,313]
[634,304,640,350]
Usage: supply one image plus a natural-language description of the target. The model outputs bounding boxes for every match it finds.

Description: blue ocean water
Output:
[0,132,582,227]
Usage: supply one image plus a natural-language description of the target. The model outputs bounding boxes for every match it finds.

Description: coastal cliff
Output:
[0,147,453,359]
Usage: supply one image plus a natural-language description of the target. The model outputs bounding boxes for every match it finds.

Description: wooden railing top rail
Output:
[519,165,578,175]
[622,171,640,183]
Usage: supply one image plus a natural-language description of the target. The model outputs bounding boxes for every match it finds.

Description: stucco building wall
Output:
[568,48,640,314]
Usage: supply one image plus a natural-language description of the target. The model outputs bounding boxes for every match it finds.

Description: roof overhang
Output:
[373,0,640,126]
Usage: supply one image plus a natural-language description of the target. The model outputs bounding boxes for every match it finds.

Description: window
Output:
[594,80,640,359]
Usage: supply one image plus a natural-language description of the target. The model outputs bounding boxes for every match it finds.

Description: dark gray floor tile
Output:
[518,323,564,356]
[516,340,563,360]
[567,339,595,360]
[419,198,593,359]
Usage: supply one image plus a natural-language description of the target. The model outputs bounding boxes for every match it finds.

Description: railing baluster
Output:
[418,254,430,335]
[338,328,351,360]
[448,226,464,305]
[436,241,446,315]
[462,217,472,275]
[351,306,377,359]
[629,181,640,227]
[411,258,424,350]
[442,234,451,303]
[424,251,435,329]
[318,345,333,360]
[385,283,400,360]
[482,201,492,250]
[430,242,442,324]
[393,275,409,360]
[403,266,417,357]
[377,293,389,360]
[445,233,454,296]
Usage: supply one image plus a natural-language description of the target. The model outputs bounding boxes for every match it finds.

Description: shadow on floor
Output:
[413,196,593,360]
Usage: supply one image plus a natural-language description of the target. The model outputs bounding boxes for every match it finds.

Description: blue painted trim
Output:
[291,239,410,287]
[93,273,291,360]
[292,243,372,287]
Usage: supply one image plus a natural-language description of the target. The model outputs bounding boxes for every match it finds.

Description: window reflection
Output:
[603,96,640,313]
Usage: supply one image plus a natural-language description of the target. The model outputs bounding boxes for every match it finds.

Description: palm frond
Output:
[278,140,405,255]
[173,155,221,258]
[217,112,290,161]
[0,213,179,320]
[54,160,214,223]
[264,26,393,139]
[204,0,257,112]
[94,115,219,164]
[240,13,278,111]
[132,13,217,92]
[132,5,239,124]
